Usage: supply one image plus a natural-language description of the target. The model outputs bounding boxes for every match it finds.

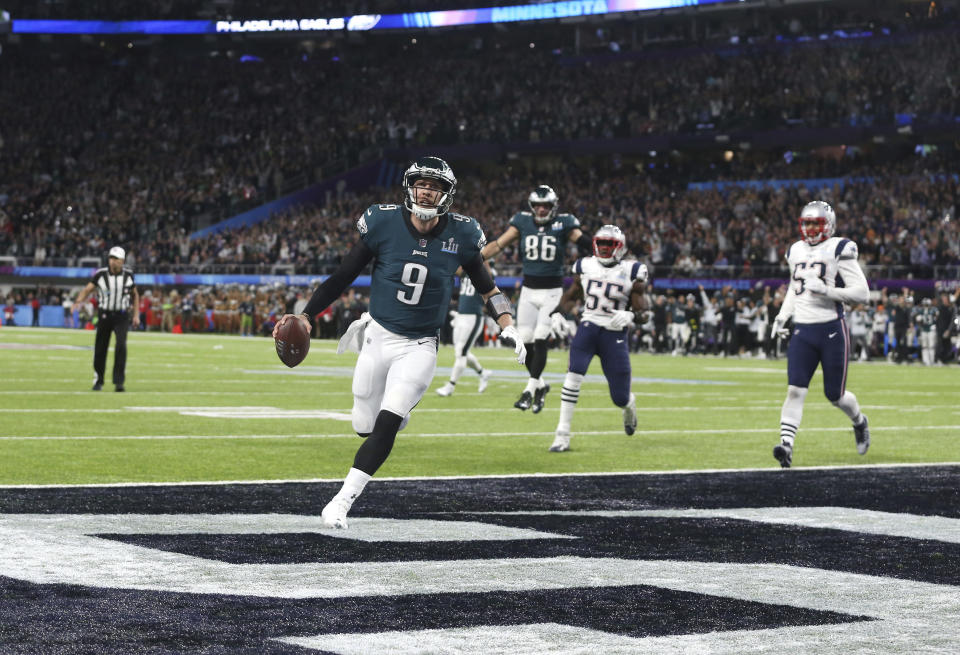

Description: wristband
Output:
[485,293,512,319]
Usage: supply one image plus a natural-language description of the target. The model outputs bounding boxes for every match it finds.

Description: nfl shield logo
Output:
[419,239,427,247]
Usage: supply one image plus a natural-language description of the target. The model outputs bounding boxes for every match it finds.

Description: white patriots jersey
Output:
[786,236,859,324]
[575,257,648,329]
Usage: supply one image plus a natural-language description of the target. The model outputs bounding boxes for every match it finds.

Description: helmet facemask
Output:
[528,185,559,225]
[798,200,836,245]
[403,157,457,221]
[593,225,627,265]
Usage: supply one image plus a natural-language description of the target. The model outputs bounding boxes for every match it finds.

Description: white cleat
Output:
[478,369,491,393]
[623,394,638,436]
[436,383,455,397]
[549,431,571,452]
[321,497,351,529]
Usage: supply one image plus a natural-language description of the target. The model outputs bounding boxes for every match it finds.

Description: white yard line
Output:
[1,461,958,489]
[3,424,960,441]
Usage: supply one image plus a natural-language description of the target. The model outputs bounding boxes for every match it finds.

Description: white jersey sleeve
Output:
[578,258,645,329]
[786,237,868,324]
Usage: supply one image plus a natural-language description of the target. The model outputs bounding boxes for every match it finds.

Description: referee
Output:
[73,246,140,391]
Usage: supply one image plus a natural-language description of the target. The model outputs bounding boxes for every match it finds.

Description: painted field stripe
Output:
[5,404,956,415]
[274,561,959,655]
[3,424,960,441]
[477,507,960,545]
[2,461,958,489]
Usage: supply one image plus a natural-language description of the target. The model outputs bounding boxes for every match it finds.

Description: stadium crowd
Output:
[8,277,959,365]
[2,14,959,267]
[109,162,959,280]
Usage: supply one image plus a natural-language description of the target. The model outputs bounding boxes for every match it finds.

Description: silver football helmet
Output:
[593,224,627,265]
[798,200,836,246]
[403,156,457,219]
[528,185,559,225]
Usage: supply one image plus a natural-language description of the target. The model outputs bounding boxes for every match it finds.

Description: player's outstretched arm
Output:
[273,240,374,338]
[569,227,594,256]
[480,225,520,261]
[71,281,96,311]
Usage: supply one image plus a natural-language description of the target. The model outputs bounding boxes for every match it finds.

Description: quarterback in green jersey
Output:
[273,157,526,529]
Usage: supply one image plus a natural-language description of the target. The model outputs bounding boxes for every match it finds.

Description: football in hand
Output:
[275,317,310,368]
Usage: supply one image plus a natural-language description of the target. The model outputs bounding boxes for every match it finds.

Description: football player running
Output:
[435,272,493,396]
[482,185,593,413]
[273,157,526,528]
[769,200,871,468]
[546,225,648,452]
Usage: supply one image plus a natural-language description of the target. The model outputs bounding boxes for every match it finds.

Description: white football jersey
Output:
[575,257,648,329]
[785,236,861,324]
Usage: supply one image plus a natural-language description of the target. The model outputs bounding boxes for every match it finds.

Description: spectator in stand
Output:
[936,292,957,363]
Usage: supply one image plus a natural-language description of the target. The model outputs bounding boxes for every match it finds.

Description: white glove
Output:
[448,310,458,319]
[771,314,790,339]
[608,310,635,330]
[804,271,827,295]
[549,311,571,338]
[499,325,527,365]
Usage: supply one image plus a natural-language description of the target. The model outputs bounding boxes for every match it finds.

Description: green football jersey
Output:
[457,274,484,316]
[915,306,939,332]
[358,204,486,338]
[509,211,580,278]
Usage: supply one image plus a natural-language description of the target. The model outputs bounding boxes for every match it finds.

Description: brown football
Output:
[275,317,310,367]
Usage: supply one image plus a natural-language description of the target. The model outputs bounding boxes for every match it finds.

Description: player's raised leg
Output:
[323,326,437,528]
[598,329,636,436]
[822,318,869,455]
[514,288,539,410]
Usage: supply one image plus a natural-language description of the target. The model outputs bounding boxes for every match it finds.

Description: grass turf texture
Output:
[1,326,958,485]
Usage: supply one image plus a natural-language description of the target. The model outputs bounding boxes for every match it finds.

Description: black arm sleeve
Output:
[461,253,496,296]
[576,232,593,254]
[302,240,375,322]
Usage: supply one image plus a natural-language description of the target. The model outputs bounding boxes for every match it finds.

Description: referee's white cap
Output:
[108,246,125,260]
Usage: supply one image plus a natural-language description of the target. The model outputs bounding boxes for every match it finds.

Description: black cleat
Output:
[531,384,551,414]
[115,385,125,392]
[92,382,103,391]
[854,415,870,455]
[514,391,533,411]
[773,442,793,468]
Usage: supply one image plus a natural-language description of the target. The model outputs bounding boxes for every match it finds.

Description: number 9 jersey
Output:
[358,204,486,338]
[575,256,648,329]
[785,236,866,324]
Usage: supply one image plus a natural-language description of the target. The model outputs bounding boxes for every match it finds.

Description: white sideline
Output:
[3,424,960,441]
[0,458,958,490]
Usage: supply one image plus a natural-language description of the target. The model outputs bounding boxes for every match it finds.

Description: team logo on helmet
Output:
[593,224,627,265]
[403,156,457,220]
[798,200,836,246]
[528,185,559,225]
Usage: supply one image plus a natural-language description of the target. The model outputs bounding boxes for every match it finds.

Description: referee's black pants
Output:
[94,311,130,386]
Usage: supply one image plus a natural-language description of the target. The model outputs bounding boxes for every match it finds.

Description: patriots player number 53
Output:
[792,262,827,295]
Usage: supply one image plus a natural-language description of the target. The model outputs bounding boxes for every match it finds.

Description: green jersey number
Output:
[397,262,428,305]
[523,234,557,262]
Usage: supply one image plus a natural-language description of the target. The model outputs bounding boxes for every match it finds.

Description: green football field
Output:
[1,326,957,485]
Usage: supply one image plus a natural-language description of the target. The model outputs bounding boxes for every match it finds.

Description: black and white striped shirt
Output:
[91,267,137,312]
